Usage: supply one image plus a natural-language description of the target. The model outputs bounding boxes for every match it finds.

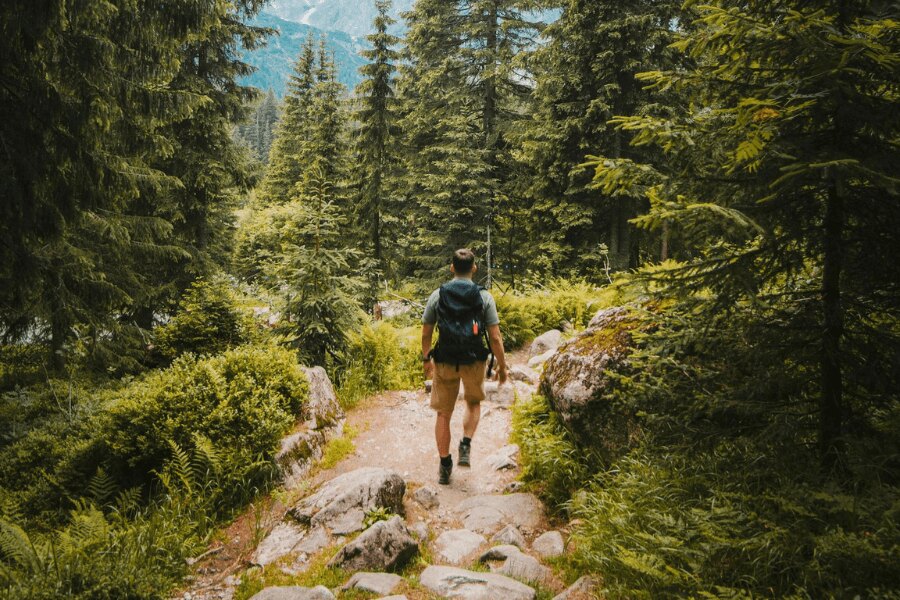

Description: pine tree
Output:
[398,0,539,284]
[522,0,684,276]
[588,0,900,470]
[272,171,364,366]
[259,34,319,205]
[353,0,402,296]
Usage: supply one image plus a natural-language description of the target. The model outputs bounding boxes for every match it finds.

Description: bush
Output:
[494,278,631,350]
[336,321,421,408]
[154,278,258,362]
[105,344,308,495]
[568,447,900,599]
[511,393,592,509]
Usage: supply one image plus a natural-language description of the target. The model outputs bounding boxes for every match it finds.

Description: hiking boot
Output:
[438,460,453,485]
[458,440,471,467]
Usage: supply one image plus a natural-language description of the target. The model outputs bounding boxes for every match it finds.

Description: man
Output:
[422,249,508,485]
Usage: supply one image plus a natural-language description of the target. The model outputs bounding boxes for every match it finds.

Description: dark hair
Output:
[452,248,477,274]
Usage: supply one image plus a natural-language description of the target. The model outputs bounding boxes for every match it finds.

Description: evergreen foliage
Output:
[352,0,403,296]
[236,90,282,164]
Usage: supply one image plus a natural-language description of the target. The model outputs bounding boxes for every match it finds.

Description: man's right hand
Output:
[424,359,434,380]
[496,365,508,386]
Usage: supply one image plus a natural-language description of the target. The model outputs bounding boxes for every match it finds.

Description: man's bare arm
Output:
[422,323,435,379]
[487,324,507,384]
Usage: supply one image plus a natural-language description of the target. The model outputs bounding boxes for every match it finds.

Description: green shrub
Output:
[105,344,308,496]
[0,344,43,391]
[336,321,421,408]
[511,393,592,509]
[154,278,258,362]
[568,447,900,599]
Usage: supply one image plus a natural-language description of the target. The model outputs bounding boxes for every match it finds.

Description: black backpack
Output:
[432,279,492,367]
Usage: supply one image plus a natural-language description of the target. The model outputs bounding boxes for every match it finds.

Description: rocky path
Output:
[179,341,596,600]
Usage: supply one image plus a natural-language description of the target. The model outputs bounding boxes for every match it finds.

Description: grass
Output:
[316,424,359,472]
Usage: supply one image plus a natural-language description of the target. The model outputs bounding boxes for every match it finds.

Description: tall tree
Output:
[522,0,683,276]
[353,0,402,296]
[398,0,539,285]
[588,0,900,470]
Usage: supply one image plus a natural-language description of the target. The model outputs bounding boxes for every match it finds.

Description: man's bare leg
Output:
[435,411,452,457]
[463,402,481,439]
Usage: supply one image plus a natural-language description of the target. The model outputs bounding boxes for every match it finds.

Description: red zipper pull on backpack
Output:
[473,321,479,335]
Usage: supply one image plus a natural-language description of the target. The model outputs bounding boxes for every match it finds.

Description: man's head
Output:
[451,248,478,278]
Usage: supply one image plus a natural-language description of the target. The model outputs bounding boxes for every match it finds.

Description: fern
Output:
[87,467,117,507]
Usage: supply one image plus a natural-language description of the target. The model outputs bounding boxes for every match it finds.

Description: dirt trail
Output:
[180,349,574,600]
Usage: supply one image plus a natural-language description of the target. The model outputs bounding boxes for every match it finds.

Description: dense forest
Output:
[1,0,898,598]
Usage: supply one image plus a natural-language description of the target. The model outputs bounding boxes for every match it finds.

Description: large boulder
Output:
[454,494,544,535]
[540,306,642,457]
[288,467,405,535]
[529,330,563,357]
[531,530,564,559]
[277,367,345,487]
[327,516,418,572]
[420,565,536,600]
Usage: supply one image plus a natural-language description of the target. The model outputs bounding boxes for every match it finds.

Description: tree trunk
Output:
[820,171,845,471]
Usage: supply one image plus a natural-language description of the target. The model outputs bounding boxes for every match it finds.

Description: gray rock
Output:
[527,349,556,369]
[327,516,418,572]
[276,367,345,488]
[294,526,330,555]
[433,529,487,565]
[248,586,334,600]
[409,521,430,541]
[495,551,551,584]
[413,485,440,509]
[504,481,524,493]
[478,544,521,561]
[552,575,599,600]
[420,565,536,600]
[289,467,405,535]
[485,444,519,471]
[541,306,639,455]
[480,545,551,585]
[483,381,515,406]
[532,530,565,558]
[251,522,307,567]
[530,330,563,357]
[508,365,539,385]
[491,524,526,548]
[301,366,344,429]
[455,494,544,534]
[341,572,403,596]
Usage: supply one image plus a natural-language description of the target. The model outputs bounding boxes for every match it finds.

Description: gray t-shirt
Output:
[422,280,500,327]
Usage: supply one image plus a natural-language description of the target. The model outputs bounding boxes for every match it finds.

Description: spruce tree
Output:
[398,0,539,284]
[353,0,402,295]
[589,0,900,470]
[522,0,683,275]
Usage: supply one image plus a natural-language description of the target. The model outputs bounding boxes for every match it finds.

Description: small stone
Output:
[496,551,552,584]
[552,575,599,600]
[341,572,403,596]
[527,349,556,369]
[420,565,536,600]
[504,481,524,493]
[484,381,516,406]
[413,485,440,509]
[530,330,563,357]
[479,544,521,562]
[492,524,526,548]
[486,444,519,471]
[248,586,335,600]
[433,528,487,564]
[508,365,539,384]
[327,516,418,572]
[532,530,565,558]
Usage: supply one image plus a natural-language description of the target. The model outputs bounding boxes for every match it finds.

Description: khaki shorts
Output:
[430,360,487,413]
